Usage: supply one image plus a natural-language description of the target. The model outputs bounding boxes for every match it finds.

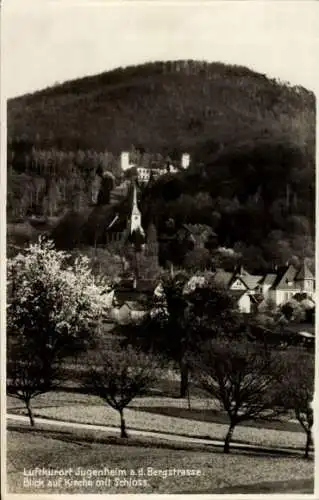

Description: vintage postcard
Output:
[1,0,317,498]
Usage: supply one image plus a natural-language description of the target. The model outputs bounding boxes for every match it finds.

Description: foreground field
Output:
[7,391,300,432]
[8,394,307,451]
[7,428,314,494]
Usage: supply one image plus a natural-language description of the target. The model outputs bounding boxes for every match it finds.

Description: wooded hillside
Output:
[8,60,315,153]
[7,60,315,272]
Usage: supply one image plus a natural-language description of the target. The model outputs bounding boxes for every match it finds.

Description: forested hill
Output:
[7,60,315,155]
[7,60,316,272]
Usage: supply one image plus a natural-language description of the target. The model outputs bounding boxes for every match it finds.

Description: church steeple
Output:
[128,182,145,283]
[130,183,145,237]
[132,183,139,213]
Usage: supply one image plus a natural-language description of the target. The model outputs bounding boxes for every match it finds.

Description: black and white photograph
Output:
[2,0,317,496]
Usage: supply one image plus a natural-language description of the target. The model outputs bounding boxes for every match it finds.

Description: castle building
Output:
[136,167,151,184]
[120,151,190,184]
[181,153,190,169]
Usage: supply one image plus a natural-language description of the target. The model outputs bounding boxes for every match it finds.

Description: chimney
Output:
[121,152,130,171]
[181,153,190,169]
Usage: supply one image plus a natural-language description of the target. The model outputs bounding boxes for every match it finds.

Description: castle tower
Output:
[121,152,131,171]
[181,153,190,169]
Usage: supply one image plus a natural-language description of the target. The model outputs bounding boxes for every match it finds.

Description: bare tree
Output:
[7,344,60,426]
[191,338,283,453]
[121,272,239,398]
[84,343,158,438]
[279,349,314,459]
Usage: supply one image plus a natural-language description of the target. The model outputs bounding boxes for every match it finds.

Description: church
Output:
[127,182,145,250]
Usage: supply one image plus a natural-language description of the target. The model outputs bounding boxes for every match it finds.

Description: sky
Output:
[2,1,319,98]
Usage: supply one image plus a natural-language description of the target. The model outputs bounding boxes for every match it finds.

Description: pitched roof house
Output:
[108,259,315,325]
[109,278,155,325]
[211,267,259,313]
[211,261,315,311]
[264,262,315,306]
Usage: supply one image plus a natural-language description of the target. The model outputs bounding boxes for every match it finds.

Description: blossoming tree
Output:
[7,237,112,426]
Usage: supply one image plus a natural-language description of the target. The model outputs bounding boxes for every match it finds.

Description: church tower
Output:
[128,182,145,255]
[130,183,145,237]
[128,182,145,286]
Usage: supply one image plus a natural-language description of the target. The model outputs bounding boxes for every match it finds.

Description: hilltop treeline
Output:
[8,60,315,153]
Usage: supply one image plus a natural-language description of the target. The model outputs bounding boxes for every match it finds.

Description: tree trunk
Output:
[170,263,174,278]
[286,183,291,209]
[179,361,189,398]
[132,251,139,285]
[26,400,35,427]
[187,384,191,410]
[223,422,236,453]
[304,430,312,459]
[119,409,128,438]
